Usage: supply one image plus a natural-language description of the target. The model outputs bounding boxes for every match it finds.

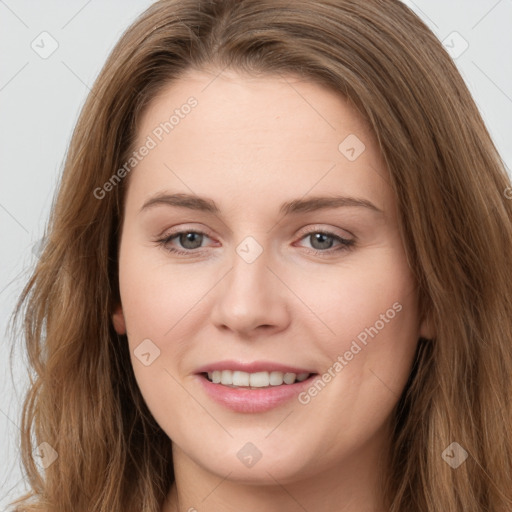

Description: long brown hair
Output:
[9,0,512,510]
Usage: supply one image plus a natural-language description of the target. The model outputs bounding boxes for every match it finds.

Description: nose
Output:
[210,241,291,338]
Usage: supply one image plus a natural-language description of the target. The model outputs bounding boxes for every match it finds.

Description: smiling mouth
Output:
[201,370,317,388]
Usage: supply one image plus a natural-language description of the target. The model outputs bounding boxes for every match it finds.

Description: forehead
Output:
[127,68,393,218]
[138,67,372,144]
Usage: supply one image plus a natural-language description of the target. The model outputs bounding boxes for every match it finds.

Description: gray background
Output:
[1,0,511,507]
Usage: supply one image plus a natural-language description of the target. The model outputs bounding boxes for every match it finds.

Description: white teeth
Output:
[269,371,284,385]
[220,370,232,385]
[283,372,296,384]
[232,371,250,386]
[205,370,312,387]
[249,371,269,388]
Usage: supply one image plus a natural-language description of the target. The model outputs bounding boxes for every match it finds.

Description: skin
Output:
[112,68,434,512]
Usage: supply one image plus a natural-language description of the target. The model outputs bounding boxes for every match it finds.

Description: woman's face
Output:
[113,68,432,486]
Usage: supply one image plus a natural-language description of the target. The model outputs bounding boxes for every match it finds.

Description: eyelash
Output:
[155,228,355,257]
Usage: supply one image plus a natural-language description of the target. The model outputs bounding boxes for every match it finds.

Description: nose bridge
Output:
[210,234,289,334]
[233,236,268,289]
[227,235,274,308]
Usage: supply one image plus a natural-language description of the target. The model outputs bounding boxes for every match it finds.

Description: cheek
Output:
[118,247,204,428]
[295,245,420,423]
[310,250,419,398]
[118,242,221,417]
[277,251,419,467]
[296,247,418,359]
[118,245,208,341]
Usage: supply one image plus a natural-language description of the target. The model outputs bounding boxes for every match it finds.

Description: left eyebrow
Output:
[139,192,383,217]
[279,195,383,216]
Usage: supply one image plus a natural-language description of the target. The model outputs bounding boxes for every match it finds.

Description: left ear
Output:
[112,304,126,335]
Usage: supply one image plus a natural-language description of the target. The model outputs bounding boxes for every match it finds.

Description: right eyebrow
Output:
[139,192,383,217]
[140,192,219,214]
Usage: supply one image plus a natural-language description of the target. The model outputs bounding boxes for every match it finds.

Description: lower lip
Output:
[196,373,317,413]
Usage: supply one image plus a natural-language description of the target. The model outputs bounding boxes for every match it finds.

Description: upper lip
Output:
[195,360,316,374]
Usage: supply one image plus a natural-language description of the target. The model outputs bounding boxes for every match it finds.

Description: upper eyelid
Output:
[159,224,354,240]
[159,226,353,247]
[297,224,354,240]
